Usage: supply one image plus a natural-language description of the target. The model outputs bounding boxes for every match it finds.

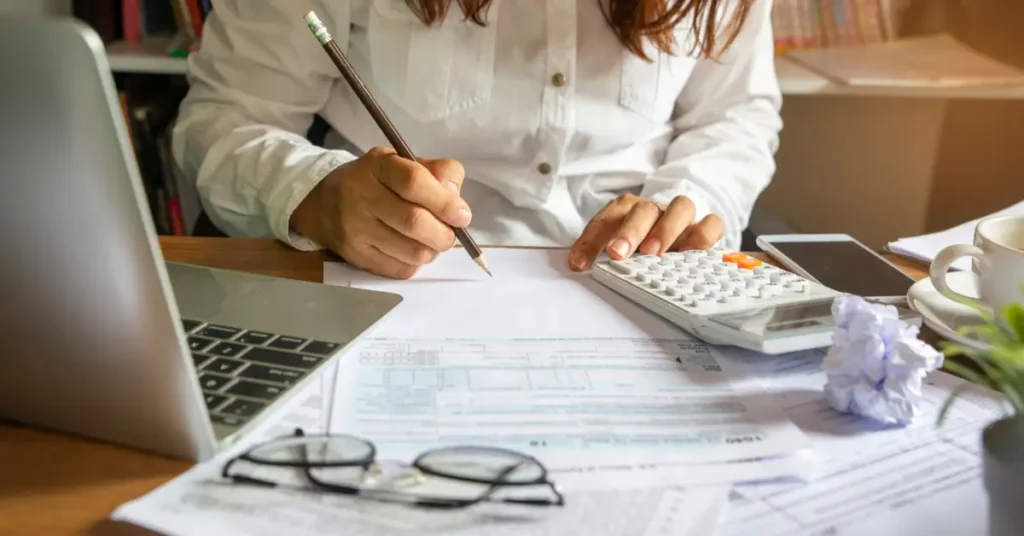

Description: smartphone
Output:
[755,233,916,303]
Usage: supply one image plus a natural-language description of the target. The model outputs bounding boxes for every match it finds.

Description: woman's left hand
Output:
[568,194,724,271]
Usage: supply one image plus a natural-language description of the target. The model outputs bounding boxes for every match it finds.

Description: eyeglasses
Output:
[221,428,566,510]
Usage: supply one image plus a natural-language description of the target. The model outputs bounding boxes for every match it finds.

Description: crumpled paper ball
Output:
[822,294,944,425]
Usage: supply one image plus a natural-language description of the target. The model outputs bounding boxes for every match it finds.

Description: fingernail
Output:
[642,239,661,255]
[570,252,589,270]
[609,239,629,258]
[454,208,472,226]
[443,180,460,195]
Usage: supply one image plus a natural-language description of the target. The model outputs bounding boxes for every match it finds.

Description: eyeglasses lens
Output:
[417,446,545,484]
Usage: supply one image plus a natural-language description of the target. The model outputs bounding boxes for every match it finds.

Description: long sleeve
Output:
[640,0,783,251]
[172,0,352,250]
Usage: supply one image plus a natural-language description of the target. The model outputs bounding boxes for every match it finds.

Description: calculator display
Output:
[705,298,838,337]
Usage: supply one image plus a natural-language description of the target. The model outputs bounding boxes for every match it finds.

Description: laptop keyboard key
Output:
[221,399,265,418]
[204,394,228,410]
[199,374,232,392]
[268,336,306,351]
[209,342,247,358]
[188,336,216,352]
[237,331,273,345]
[226,380,285,400]
[197,325,241,340]
[203,358,245,375]
[239,364,304,386]
[211,414,246,427]
[303,340,341,356]
[242,347,322,370]
[182,319,202,332]
[193,353,213,368]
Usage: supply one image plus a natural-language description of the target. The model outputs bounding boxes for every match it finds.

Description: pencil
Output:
[303,10,492,277]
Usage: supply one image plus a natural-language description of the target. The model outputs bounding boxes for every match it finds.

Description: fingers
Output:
[673,213,725,251]
[639,196,695,256]
[605,201,662,260]
[373,188,457,253]
[374,154,471,228]
[365,217,442,267]
[350,244,420,280]
[569,199,632,271]
[419,157,466,195]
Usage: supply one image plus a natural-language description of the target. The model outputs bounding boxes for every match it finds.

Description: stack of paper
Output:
[887,200,1024,271]
[324,249,816,489]
[109,248,1007,535]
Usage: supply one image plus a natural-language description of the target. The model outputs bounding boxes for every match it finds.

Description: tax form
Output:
[331,336,810,471]
[324,249,813,488]
[714,349,1007,536]
[111,379,733,536]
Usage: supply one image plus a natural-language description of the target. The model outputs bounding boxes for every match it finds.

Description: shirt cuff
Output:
[269,151,358,252]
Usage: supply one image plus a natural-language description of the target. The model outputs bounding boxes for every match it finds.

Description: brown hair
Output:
[403,0,753,61]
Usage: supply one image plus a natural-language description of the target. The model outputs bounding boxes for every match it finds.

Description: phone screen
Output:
[767,240,915,298]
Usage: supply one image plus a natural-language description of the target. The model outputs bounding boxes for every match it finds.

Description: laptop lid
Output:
[0,16,219,460]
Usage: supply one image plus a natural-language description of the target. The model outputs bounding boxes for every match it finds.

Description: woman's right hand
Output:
[290,147,472,279]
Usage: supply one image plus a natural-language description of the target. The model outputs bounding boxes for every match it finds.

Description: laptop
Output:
[0,16,403,461]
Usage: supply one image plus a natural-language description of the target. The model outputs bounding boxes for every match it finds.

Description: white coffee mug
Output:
[929,214,1024,314]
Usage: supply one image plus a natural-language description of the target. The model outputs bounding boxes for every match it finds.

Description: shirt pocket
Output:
[619,43,696,122]
[367,0,499,123]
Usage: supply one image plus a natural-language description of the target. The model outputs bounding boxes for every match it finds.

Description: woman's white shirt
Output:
[173,0,782,252]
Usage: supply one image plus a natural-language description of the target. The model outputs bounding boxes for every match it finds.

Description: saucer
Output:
[907,271,991,352]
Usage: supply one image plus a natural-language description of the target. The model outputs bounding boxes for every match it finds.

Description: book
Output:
[785,33,1024,87]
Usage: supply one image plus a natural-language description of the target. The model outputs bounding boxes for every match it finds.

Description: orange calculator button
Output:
[722,252,747,263]
[738,256,763,269]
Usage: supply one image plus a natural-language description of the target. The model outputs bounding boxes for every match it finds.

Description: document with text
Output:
[714,349,1007,536]
[330,336,812,483]
[111,381,732,536]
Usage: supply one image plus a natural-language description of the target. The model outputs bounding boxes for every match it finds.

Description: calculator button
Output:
[610,260,633,275]
[664,287,680,297]
[769,273,783,283]
[738,257,763,269]
[649,280,665,291]
[635,273,650,284]
[722,252,746,263]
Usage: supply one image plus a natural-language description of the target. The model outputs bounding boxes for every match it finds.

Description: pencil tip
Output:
[474,255,491,277]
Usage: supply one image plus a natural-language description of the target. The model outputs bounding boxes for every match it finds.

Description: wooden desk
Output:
[0,237,930,536]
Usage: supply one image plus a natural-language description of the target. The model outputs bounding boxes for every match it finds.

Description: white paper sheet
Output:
[324,249,813,489]
[887,199,1024,271]
[111,381,733,536]
[323,248,688,340]
[713,349,1009,536]
[330,337,812,481]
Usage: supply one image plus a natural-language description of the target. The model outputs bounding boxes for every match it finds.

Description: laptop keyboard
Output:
[181,318,342,429]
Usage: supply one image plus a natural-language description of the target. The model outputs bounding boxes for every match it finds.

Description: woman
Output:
[173,0,781,279]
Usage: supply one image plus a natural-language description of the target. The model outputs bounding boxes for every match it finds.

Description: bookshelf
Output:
[107,37,187,75]
[104,39,1024,100]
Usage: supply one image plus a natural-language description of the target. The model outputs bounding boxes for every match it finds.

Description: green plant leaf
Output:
[1002,303,1024,344]
[944,360,994,390]
[937,383,970,427]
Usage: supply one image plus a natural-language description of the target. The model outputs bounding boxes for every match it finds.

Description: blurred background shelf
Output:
[106,37,187,75]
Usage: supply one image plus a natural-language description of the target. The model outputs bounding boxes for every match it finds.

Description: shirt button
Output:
[537,162,552,174]
[551,72,567,87]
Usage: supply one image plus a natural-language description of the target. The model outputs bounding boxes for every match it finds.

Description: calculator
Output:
[591,248,848,354]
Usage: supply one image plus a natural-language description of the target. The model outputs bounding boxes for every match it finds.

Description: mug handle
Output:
[929,244,986,310]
